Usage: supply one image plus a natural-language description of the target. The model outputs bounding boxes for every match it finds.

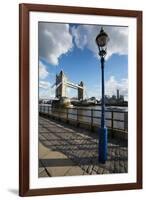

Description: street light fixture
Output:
[96,27,109,163]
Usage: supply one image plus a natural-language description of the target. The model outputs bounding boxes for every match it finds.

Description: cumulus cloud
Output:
[85,85,101,99]
[105,76,128,100]
[39,81,55,98]
[39,60,49,79]
[39,23,73,65]
[72,25,128,59]
[39,88,55,99]
[39,81,50,89]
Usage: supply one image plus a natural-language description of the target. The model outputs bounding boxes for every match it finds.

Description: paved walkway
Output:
[39,116,128,177]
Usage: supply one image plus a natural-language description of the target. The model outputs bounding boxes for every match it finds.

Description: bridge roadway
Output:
[39,116,128,177]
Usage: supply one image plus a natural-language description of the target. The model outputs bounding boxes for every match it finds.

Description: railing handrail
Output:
[40,104,128,113]
[39,104,128,132]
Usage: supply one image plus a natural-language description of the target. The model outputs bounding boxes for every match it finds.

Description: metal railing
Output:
[39,104,128,132]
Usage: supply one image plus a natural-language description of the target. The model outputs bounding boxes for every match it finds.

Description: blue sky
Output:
[39,23,128,100]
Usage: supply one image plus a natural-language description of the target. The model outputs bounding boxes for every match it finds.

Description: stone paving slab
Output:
[39,142,84,177]
[39,116,128,177]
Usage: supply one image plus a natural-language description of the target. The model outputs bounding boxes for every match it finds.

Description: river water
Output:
[40,104,128,131]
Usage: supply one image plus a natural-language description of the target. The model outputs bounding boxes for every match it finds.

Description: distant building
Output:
[112,95,116,100]
[119,95,124,102]
[110,95,117,104]
[117,89,120,99]
[90,97,97,101]
[99,89,126,105]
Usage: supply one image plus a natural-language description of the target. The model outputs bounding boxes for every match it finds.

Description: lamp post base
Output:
[98,127,108,164]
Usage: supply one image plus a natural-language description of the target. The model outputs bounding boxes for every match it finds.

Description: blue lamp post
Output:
[96,27,109,163]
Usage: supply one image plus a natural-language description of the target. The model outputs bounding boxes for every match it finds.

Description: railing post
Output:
[58,108,61,121]
[124,112,128,131]
[66,108,69,123]
[111,111,114,138]
[48,106,50,117]
[91,109,93,131]
[76,108,79,127]
[41,105,43,115]
[50,106,52,118]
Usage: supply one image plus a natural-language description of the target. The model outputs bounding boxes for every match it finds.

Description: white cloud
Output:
[85,85,101,99]
[39,81,50,89]
[39,81,55,99]
[39,88,55,99]
[39,60,49,79]
[80,77,128,100]
[39,23,73,65]
[72,25,128,59]
[105,76,128,100]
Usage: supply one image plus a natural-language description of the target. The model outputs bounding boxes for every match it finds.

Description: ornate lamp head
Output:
[96,27,109,57]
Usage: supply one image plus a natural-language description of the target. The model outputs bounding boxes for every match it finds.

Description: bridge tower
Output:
[78,81,84,100]
[56,70,67,98]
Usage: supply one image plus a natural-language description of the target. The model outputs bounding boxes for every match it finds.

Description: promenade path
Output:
[39,116,128,177]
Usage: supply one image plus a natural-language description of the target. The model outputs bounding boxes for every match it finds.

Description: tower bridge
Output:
[52,70,84,100]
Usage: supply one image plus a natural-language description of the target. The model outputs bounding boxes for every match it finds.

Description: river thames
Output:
[40,104,128,131]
